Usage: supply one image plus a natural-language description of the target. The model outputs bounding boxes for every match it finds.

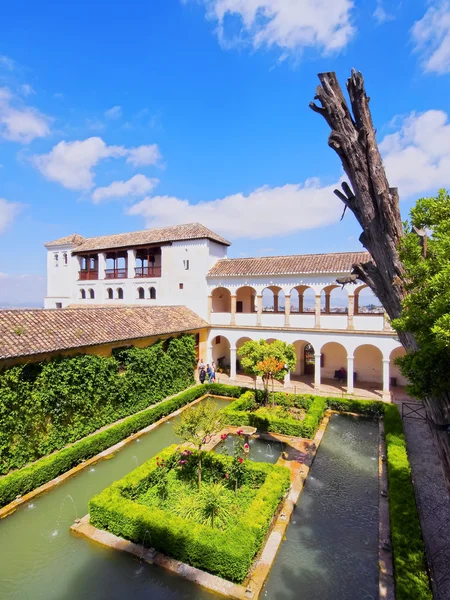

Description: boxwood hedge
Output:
[221,391,327,438]
[0,384,241,509]
[89,444,290,583]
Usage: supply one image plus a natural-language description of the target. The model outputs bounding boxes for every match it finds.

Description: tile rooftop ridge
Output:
[214,250,369,261]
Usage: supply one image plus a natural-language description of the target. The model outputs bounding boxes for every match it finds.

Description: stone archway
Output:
[211,334,231,373]
[390,346,408,387]
[211,287,231,312]
[320,341,348,380]
[354,344,383,383]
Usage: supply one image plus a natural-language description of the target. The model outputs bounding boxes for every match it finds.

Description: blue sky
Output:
[1,0,450,305]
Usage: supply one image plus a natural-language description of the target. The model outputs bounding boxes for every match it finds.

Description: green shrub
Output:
[0,335,197,474]
[0,385,210,509]
[89,445,290,582]
[325,397,384,415]
[383,404,432,600]
[221,392,327,438]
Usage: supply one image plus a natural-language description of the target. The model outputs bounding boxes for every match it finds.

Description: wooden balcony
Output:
[135,266,162,278]
[79,270,98,281]
[105,268,127,279]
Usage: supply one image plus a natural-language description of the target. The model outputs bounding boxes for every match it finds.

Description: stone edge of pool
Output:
[0,394,231,520]
[70,416,330,600]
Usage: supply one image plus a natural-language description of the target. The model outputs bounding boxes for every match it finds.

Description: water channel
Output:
[0,401,379,600]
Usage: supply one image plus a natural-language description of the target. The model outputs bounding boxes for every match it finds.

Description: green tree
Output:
[393,189,450,399]
[174,400,225,489]
[237,339,296,404]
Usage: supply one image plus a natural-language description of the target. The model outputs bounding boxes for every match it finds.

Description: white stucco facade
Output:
[44,225,406,398]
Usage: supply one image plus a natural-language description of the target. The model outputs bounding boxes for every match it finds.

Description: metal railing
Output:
[135,266,162,278]
[104,268,127,279]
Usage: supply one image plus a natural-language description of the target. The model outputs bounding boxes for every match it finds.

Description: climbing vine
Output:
[0,334,197,474]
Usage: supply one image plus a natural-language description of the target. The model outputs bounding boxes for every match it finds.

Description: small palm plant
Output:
[197,482,233,529]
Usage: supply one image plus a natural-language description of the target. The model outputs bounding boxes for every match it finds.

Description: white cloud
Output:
[380,109,450,196]
[32,137,128,190]
[104,105,122,120]
[189,0,355,55]
[92,174,159,203]
[127,179,343,239]
[373,0,394,25]
[412,1,450,74]
[0,87,51,143]
[126,144,162,166]
[0,55,15,70]
[20,83,35,97]
[0,198,22,233]
[32,137,163,191]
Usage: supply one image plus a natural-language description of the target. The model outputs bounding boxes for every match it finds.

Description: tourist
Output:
[206,364,215,383]
[198,357,205,372]
[199,367,206,384]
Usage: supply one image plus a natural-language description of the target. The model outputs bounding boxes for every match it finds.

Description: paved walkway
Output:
[215,372,403,401]
[392,393,450,600]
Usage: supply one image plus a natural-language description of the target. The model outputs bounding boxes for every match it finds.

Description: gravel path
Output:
[393,395,450,600]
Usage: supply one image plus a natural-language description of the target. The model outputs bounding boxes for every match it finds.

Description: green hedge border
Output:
[0,383,243,509]
[326,396,431,600]
[0,382,433,600]
[221,391,327,438]
[89,444,290,583]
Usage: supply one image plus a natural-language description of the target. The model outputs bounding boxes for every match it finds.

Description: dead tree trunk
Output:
[310,69,450,492]
[310,70,415,350]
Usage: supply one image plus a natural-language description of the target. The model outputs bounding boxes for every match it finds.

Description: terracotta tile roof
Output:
[45,223,230,253]
[45,234,85,247]
[208,251,371,277]
[0,306,208,361]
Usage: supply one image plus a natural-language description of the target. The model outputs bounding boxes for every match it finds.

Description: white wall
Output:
[45,245,80,308]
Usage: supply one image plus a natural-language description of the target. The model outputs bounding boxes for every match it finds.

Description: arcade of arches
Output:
[209,334,407,399]
[209,284,386,329]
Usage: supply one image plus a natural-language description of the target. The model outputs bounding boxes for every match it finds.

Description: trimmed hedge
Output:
[0,335,197,474]
[89,445,290,582]
[221,391,327,438]
[0,384,228,509]
[323,395,432,600]
[383,404,432,600]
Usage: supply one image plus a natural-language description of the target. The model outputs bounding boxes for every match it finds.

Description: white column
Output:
[314,353,321,390]
[98,252,106,279]
[257,294,263,326]
[347,294,355,330]
[230,295,236,325]
[284,368,291,389]
[230,347,237,381]
[284,295,291,326]
[315,295,321,328]
[347,355,354,394]
[127,249,136,279]
[207,295,212,321]
[207,345,213,365]
[382,359,390,400]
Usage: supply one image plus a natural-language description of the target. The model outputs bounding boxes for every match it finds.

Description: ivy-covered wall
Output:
[0,334,197,475]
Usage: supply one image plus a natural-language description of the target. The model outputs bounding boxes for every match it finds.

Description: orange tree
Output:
[237,339,296,405]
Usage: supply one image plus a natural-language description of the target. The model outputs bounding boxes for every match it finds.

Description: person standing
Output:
[199,367,206,384]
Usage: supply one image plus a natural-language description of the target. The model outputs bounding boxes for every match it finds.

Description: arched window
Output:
[54,253,59,267]
[88,288,95,299]
[80,289,86,299]
[149,287,156,299]
[137,287,145,299]
[107,288,113,299]
[117,288,124,299]
[63,252,68,266]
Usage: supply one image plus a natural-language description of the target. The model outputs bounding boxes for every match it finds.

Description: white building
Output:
[45,222,406,400]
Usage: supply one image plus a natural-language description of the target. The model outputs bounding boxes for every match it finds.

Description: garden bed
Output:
[221,390,327,438]
[89,444,290,583]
